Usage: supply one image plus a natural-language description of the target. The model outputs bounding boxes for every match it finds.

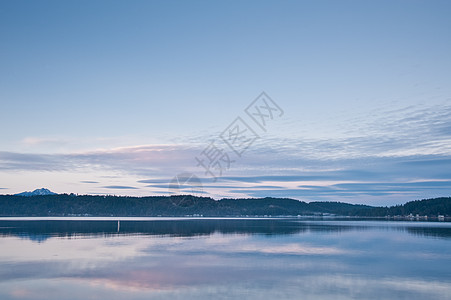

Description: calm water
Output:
[0,218,450,300]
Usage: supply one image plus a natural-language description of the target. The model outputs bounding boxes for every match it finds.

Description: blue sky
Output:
[1,0,451,205]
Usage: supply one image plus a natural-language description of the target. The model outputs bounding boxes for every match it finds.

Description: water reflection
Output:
[405,226,451,239]
[0,219,309,241]
[1,218,451,241]
[0,218,450,300]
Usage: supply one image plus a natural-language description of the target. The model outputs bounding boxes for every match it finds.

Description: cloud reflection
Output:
[0,220,450,300]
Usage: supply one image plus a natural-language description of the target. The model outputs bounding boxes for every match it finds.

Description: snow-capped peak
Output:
[15,188,57,197]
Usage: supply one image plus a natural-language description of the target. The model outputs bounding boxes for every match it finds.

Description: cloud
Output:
[102,185,139,190]
[22,137,68,147]
[146,183,285,190]
[0,151,71,171]
[1,102,451,204]
[1,148,451,204]
[0,144,200,175]
[138,179,174,184]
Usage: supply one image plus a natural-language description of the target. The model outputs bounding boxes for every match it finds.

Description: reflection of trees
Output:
[304,223,368,234]
[1,219,450,242]
[0,219,309,241]
[405,226,451,239]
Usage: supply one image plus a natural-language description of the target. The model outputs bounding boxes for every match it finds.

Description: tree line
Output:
[0,194,449,217]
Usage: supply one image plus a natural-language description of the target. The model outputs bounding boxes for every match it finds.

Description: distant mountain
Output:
[15,188,57,197]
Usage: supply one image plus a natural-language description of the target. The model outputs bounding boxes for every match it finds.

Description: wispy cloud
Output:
[102,185,139,190]
[1,102,451,204]
[21,137,68,147]
[0,144,199,175]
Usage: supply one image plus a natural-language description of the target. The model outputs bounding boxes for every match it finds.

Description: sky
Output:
[1,0,451,206]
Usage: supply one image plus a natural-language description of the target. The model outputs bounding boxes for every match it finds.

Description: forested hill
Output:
[0,194,449,217]
[350,197,451,217]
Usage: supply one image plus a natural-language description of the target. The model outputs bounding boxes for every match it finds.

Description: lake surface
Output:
[0,218,450,300]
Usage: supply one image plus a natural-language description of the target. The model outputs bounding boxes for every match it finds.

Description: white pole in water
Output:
[117,220,120,232]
